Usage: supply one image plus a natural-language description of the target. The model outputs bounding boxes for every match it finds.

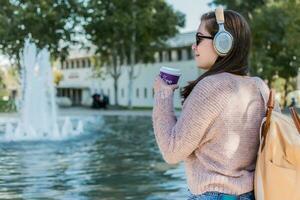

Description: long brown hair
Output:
[181,10,251,104]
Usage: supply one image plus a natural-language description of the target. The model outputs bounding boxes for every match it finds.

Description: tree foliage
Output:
[83,0,185,105]
[211,0,300,105]
[0,0,83,62]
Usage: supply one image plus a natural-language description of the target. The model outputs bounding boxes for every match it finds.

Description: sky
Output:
[166,0,212,33]
[0,0,213,66]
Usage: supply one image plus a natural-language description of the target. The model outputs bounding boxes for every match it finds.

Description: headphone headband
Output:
[215,7,224,24]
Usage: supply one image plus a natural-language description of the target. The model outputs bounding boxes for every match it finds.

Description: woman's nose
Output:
[191,44,197,51]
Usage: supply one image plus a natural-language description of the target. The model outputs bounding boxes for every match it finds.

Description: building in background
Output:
[56,31,202,108]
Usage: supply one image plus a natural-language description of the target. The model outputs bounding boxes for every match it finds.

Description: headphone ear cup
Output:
[213,31,233,56]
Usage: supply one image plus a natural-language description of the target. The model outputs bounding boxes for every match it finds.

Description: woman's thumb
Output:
[171,84,179,90]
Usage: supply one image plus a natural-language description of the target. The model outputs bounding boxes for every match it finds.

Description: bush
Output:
[0,99,16,112]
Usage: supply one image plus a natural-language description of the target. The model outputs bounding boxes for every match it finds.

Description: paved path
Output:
[0,107,156,120]
[0,106,297,121]
[58,107,158,117]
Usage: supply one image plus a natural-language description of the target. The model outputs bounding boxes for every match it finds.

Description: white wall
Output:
[59,67,92,88]
[57,58,203,108]
[94,60,202,108]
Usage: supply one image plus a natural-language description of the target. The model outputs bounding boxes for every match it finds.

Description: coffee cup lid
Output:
[160,66,181,76]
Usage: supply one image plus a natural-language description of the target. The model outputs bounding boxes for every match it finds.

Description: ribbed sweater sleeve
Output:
[152,76,233,164]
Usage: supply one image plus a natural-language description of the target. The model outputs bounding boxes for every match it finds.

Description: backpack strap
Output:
[258,89,275,152]
[262,89,275,138]
[252,77,275,151]
[290,107,300,134]
[289,107,300,200]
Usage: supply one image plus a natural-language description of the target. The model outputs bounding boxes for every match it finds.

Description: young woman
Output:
[152,8,280,200]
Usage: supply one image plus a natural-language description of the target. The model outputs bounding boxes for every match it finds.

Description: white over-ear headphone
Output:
[213,7,234,56]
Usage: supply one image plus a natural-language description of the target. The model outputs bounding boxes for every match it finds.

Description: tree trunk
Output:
[283,79,288,107]
[112,61,120,106]
[127,4,136,109]
[128,65,134,109]
[127,47,135,109]
[113,74,119,106]
[109,51,121,107]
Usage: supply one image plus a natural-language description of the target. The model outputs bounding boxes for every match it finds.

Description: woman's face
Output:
[192,21,218,70]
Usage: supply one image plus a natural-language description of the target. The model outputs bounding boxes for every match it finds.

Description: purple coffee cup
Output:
[159,66,181,85]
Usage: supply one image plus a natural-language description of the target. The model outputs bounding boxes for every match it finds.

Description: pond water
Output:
[0,116,188,200]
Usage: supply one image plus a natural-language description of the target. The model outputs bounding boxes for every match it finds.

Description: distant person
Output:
[152,8,281,200]
[289,97,296,107]
[91,92,101,109]
[102,95,109,109]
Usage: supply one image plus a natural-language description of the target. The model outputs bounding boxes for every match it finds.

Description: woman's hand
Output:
[153,76,179,94]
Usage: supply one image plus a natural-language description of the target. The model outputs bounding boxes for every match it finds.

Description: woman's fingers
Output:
[170,84,179,90]
[153,75,179,93]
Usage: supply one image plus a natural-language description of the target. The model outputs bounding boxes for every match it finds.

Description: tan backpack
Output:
[254,89,300,200]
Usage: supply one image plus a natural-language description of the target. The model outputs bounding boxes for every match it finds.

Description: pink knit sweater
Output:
[152,72,281,195]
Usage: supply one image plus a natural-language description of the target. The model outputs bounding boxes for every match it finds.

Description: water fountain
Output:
[2,40,84,141]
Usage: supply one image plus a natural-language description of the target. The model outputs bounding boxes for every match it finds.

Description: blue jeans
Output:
[187,190,255,200]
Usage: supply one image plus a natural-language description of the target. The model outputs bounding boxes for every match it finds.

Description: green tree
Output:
[0,0,83,65]
[0,70,5,90]
[83,0,184,106]
[250,2,300,106]
[209,0,265,20]
[211,0,300,106]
